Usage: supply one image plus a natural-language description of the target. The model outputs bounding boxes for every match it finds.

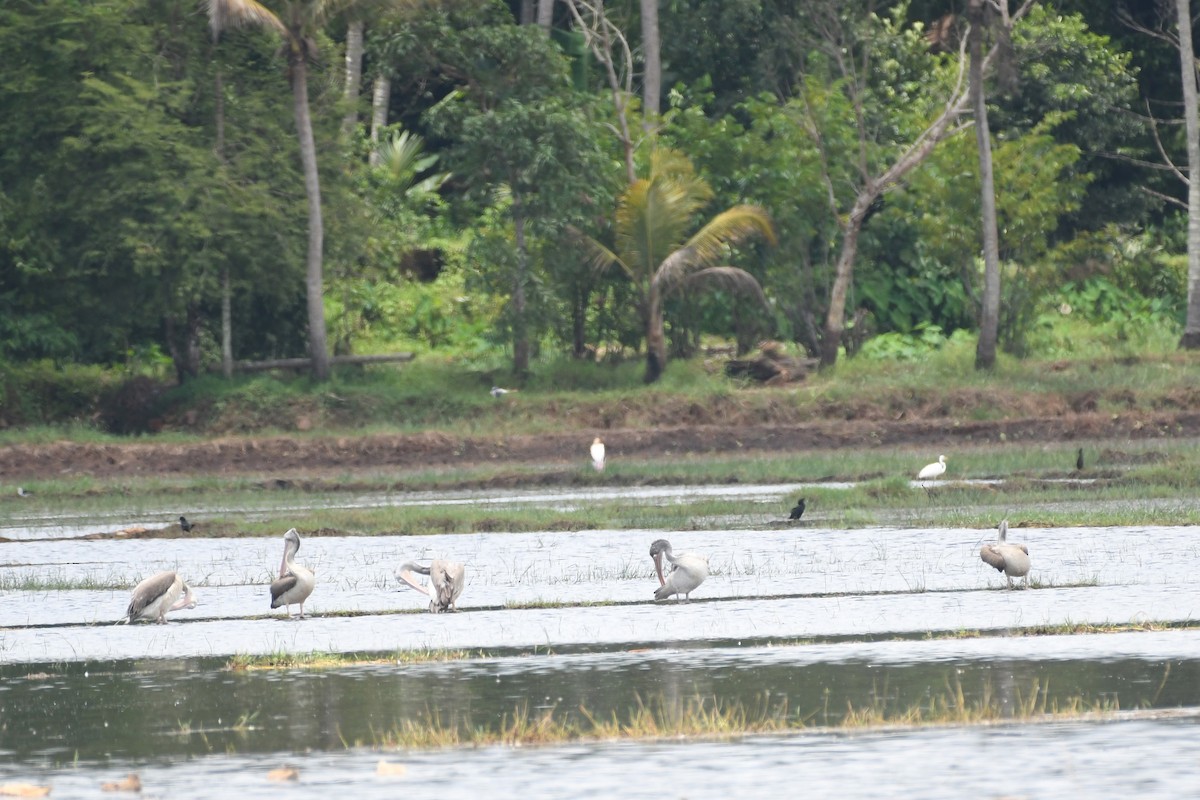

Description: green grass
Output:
[226,648,477,671]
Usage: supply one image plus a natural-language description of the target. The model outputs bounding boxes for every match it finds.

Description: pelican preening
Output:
[789,497,806,521]
[649,539,709,601]
[918,454,947,481]
[397,559,466,612]
[270,528,316,618]
[980,519,1031,589]
[590,437,606,472]
[120,571,197,624]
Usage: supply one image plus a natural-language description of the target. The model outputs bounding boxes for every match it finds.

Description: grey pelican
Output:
[270,528,316,618]
[649,539,709,601]
[120,571,197,624]
[918,454,947,480]
[397,559,465,612]
[980,519,1031,589]
[789,497,806,520]
[178,515,194,532]
[590,437,606,471]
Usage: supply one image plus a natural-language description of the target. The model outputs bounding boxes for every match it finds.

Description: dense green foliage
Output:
[0,0,1190,398]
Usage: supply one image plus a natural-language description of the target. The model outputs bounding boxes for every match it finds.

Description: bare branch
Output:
[1144,97,1189,184]
[1139,184,1188,210]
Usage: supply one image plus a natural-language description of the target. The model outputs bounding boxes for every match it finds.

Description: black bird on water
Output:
[789,498,807,521]
[179,516,194,533]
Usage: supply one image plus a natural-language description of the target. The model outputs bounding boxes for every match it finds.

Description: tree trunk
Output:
[369,74,390,167]
[971,0,1002,369]
[645,281,667,382]
[511,194,531,374]
[214,62,233,379]
[342,19,365,140]
[1177,0,1200,348]
[221,267,233,378]
[572,285,588,358]
[537,0,555,29]
[290,55,331,381]
[820,192,873,367]
[640,0,661,122]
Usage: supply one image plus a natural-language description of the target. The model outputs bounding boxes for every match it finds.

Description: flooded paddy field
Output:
[2,487,1200,797]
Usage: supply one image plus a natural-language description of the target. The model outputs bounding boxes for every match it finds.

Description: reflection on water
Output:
[1,644,1197,763]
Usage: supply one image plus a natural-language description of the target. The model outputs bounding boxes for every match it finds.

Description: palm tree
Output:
[582,150,776,382]
[205,0,351,380]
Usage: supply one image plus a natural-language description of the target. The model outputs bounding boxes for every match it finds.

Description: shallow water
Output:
[2,490,1198,794]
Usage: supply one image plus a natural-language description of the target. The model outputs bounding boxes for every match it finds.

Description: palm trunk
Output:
[1177,0,1200,348]
[537,0,554,29]
[639,0,661,122]
[369,74,390,167]
[971,0,1001,369]
[342,19,365,140]
[215,62,233,379]
[291,56,330,381]
[512,194,531,373]
[645,281,667,382]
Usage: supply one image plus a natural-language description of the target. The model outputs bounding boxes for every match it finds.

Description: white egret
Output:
[590,437,606,471]
[918,454,947,481]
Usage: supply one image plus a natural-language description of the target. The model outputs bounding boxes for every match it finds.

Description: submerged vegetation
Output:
[364,681,1127,751]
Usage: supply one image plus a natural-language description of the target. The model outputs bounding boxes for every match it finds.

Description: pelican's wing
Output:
[125,571,176,622]
[979,545,1007,573]
[396,563,433,598]
[270,572,298,606]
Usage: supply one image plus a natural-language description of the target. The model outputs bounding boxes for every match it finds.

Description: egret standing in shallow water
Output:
[270,528,315,618]
[590,437,606,472]
[980,519,1031,589]
[649,539,709,601]
[918,454,947,481]
[120,571,197,624]
[397,559,466,612]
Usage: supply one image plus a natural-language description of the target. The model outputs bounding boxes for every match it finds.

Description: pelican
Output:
[270,528,315,618]
[789,497,806,520]
[649,539,709,601]
[590,437,606,471]
[397,559,465,613]
[918,454,947,480]
[980,519,1031,589]
[120,571,197,624]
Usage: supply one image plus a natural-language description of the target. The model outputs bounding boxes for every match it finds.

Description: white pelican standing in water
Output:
[120,571,197,624]
[397,559,466,613]
[270,528,316,618]
[980,519,1031,589]
[590,437,606,471]
[649,539,709,601]
[918,454,947,481]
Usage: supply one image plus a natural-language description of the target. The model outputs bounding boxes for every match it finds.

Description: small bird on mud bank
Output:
[120,571,197,624]
[178,515,194,533]
[590,437,606,471]
[270,528,315,618]
[980,519,1031,589]
[397,559,466,613]
[788,497,807,521]
[649,539,709,601]
[1075,447,1085,471]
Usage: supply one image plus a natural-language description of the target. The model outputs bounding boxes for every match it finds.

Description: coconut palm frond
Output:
[205,0,287,38]
[682,266,771,309]
[576,232,634,281]
[681,205,777,265]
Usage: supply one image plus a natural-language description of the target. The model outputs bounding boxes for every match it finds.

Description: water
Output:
[2,489,1199,796]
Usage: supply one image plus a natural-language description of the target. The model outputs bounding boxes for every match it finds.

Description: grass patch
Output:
[226,648,477,671]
